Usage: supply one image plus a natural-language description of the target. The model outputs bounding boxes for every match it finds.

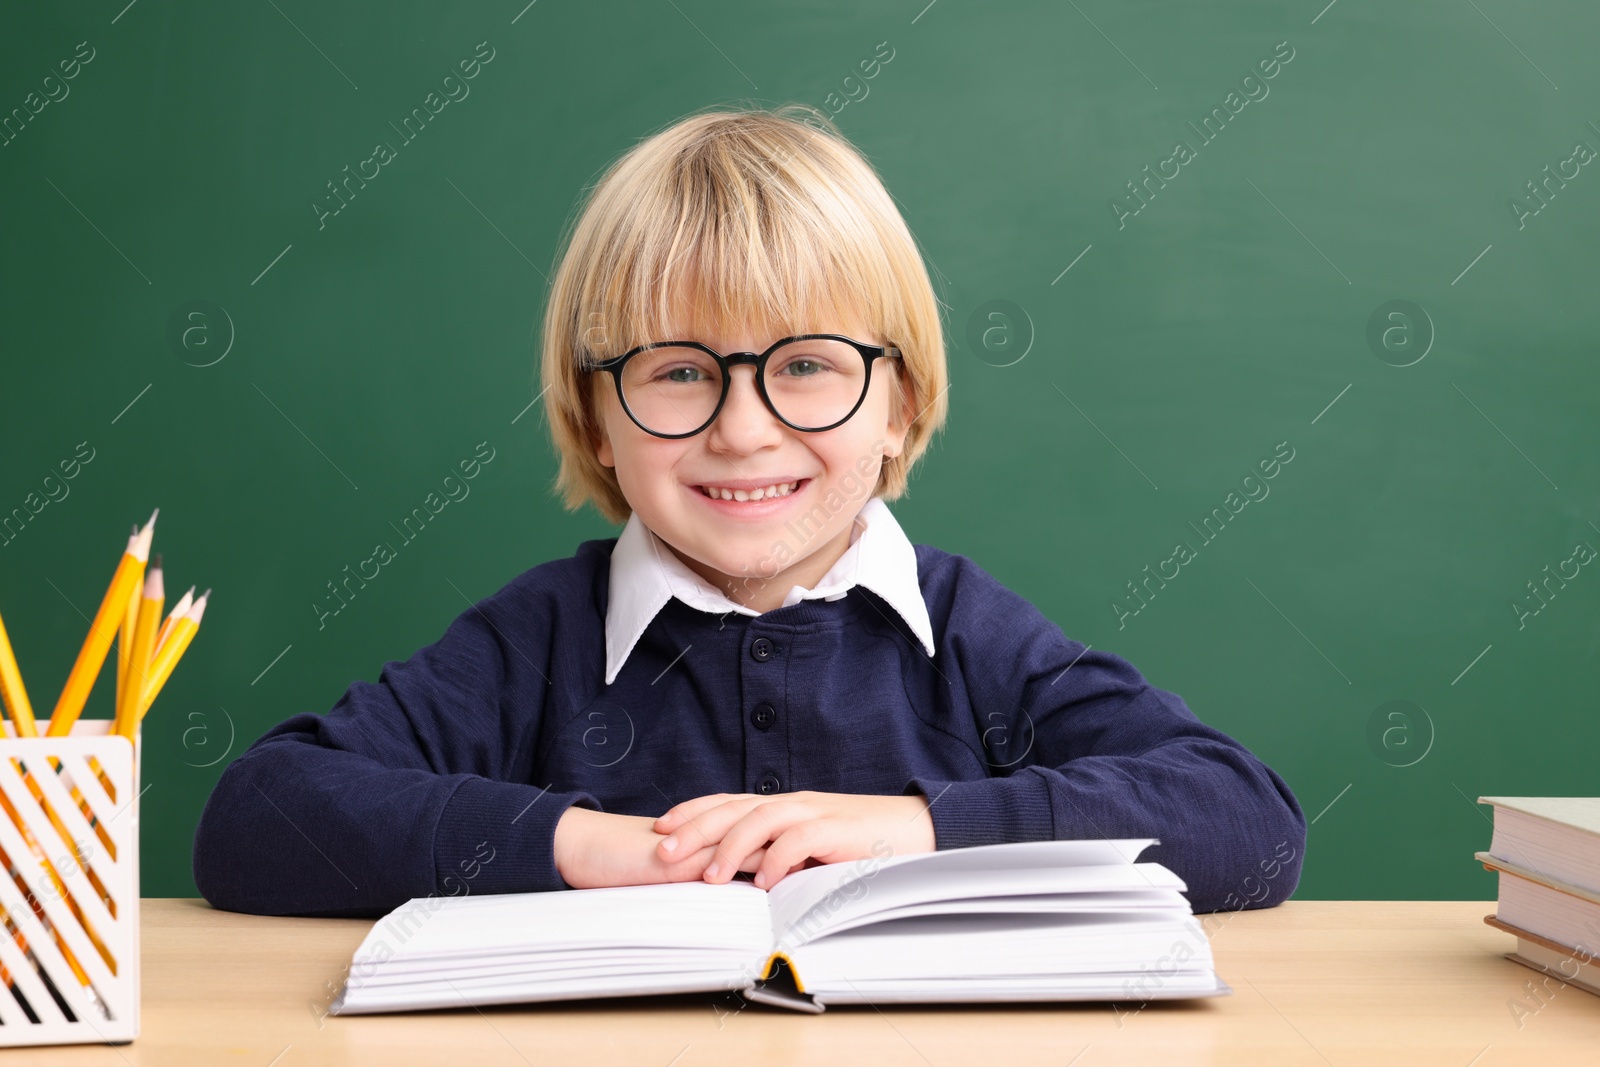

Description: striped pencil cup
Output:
[0,719,139,1046]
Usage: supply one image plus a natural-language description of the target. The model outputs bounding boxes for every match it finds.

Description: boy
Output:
[193,105,1304,918]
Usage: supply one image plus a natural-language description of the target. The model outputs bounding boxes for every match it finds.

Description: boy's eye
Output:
[774,358,830,378]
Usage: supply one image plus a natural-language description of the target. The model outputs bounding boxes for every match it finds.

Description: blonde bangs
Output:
[543,104,948,526]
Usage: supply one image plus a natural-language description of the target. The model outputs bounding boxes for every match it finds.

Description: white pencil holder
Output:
[0,719,139,1046]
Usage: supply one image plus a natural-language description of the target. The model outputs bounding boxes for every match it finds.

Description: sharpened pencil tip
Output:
[152,553,163,570]
[186,589,211,625]
[133,516,157,560]
[145,507,159,528]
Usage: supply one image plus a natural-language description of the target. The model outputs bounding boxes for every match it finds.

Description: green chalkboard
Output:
[2,1,1596,900]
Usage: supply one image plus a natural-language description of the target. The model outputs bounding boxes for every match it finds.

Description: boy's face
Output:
[594,312,913,608]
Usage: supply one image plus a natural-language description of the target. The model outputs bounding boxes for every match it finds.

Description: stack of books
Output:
[1477,796,1600,996]
[331,838,1229,1014]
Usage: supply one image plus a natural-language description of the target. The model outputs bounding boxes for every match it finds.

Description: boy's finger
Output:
[662,843,720,881]
[752,823,825,889]
[653,792,751,832]
[759,859,813,891]
[662,842,766,879]
[704,803,808,883]
[657,795,770,859]
[651,792,730,830]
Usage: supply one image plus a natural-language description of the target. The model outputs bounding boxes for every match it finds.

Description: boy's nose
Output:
[706,365,784,448]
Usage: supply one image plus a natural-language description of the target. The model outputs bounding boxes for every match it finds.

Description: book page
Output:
[1480,797,1600,838]
[335,880,776,1015]
[349,879,772,964]
[789,911,1212,986]
[807,886,1189,940]
[1486,805,1600,891]
[764,839,1158,949]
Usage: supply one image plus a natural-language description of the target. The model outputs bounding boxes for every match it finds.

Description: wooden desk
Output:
[9,900,1598,1065]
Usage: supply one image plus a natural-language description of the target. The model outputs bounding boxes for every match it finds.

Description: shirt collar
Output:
[604,495,936,685]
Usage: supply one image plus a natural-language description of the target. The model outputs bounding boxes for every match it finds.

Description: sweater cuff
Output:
[904,771,1055,850]
[433,777,600,895]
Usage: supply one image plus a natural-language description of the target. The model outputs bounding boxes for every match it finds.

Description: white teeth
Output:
[700,480,800,502]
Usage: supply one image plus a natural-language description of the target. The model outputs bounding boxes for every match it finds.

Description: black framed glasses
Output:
[589,333,903,440]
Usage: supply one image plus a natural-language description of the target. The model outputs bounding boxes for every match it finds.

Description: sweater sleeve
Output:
[192,573,600,917]
[903,560,1306,914]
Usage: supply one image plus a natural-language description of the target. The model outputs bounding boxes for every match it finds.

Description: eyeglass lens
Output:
[620,338,869,435]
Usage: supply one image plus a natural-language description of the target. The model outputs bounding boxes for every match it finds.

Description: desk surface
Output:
[8,900,1598,1065]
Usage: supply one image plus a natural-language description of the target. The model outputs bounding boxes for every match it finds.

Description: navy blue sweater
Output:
[192,537,1305,918]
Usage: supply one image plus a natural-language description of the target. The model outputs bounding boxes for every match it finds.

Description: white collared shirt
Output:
[604,495,936,684]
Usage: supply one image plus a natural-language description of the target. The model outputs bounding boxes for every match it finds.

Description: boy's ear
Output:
[883,367,914,460]
[591,380,617,469]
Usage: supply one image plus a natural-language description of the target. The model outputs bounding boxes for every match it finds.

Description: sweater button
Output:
[749,637,774,661]
[751,703,777,731]
[756,773,781,795]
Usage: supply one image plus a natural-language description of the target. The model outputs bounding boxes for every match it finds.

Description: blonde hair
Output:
[540,103,949,526]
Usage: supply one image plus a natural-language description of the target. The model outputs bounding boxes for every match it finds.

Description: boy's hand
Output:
[651,791,936,891]
[553,806,769,890]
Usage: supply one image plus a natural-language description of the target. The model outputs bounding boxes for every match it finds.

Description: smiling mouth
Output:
[695,478,811,502]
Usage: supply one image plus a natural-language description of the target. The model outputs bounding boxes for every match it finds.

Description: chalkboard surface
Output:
[2,1,1595,899]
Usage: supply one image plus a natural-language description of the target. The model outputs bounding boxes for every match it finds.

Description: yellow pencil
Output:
[0,600,37,739]
[152,585,195,660]
[114,557,163,740]
[138,588,208,720]
[46,510,156,737]
[83,589,194,836]
[114,523,139,710]
[114,523,149,726]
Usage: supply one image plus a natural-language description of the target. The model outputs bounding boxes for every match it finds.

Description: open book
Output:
[330,838,1227,1014]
